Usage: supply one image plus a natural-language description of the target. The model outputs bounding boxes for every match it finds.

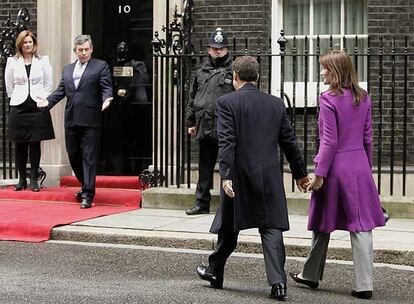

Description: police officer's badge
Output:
[214,31,224,44]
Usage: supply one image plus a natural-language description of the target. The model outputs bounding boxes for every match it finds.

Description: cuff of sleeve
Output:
[220,168,232,180]
[186,120,195,128]
[290,161,308,180]
[314,168,327,178]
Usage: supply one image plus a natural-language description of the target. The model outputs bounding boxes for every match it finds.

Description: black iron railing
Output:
[0,6,412,197]
[152,29,413,197]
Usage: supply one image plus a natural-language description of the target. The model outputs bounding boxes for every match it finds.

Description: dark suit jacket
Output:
[47,57,113,128]
[210,83,307,233]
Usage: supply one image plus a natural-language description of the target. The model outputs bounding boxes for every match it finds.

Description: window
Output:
[272,0,368,107]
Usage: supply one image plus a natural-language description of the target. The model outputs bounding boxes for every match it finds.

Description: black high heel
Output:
[30,178,40,192]
[15,179,27,191]
[351,290,373,299]
[30,168,40,192]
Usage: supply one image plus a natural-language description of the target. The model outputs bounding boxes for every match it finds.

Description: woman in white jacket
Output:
[5,30,55,191]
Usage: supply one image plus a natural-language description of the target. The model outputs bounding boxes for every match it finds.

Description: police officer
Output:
[185,28,234,215]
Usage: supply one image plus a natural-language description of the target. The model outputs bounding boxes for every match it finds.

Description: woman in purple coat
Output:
[289,50,385,300]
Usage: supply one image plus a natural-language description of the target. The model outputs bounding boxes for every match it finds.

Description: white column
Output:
[152,0,183,185]
[36,0,83,186]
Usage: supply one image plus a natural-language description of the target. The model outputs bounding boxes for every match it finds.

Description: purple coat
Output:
[307,89,385,233]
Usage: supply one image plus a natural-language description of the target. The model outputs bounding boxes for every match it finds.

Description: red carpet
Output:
[60,175,141,189]
[0,176,142,242]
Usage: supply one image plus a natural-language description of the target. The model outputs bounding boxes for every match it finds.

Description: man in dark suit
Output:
[196,56,309,301]
[38,35,113,209]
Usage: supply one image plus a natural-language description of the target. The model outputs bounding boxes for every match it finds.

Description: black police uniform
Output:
[185,28,234,215]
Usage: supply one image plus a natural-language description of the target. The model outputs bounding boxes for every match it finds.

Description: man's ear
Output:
[233,71,239,82]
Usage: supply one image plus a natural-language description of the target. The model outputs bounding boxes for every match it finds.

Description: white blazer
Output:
[5,55,53,106]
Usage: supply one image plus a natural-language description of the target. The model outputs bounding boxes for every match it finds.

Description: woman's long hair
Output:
[320,50,366,105]
[15,30,38,58]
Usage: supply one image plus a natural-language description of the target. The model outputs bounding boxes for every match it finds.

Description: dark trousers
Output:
[195,138,219,208]
[15,141,41,180]
[65,126,100,200]
[208,228,287,285]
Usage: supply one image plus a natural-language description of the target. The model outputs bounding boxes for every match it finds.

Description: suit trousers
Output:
[195,137,218,208]
[65,126,100,200]
[208,228,287,285]
[300,231,373,291]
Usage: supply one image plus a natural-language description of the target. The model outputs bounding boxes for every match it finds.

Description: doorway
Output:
[83,0,153,175]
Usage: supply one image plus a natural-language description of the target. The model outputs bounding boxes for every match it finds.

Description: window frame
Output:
[271,0,368,108]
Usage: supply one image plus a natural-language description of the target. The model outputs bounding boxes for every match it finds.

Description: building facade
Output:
[0,0,413,196]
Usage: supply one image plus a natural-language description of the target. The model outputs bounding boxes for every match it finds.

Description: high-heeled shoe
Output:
[30,178,40,192]
[351,290,372,299]
[289,272,319,289]
[14,179,27,191]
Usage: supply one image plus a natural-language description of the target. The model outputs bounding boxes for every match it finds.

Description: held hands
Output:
[307,175,324,192]
[296,176,311,193]
[36,96,49,108]
[188,126,197,136]
[102,97,113,111]
[222,179,235,198]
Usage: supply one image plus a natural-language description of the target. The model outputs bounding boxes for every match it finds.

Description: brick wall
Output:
[189,0,414,168]
[188,0,273,162]
[192,0,272,53]
[188,0,319,167]
[0,0,37,173]
[367,0,414,167]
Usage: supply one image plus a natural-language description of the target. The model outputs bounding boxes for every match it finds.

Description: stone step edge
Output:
[142,187,414,219]
[50,226,414,267]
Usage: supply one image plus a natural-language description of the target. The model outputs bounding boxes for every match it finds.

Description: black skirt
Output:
[9,97,55,142]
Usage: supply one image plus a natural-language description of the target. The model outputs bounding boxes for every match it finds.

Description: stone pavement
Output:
[51,208,414,267]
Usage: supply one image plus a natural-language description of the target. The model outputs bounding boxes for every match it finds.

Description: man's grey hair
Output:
[73,34,93,51]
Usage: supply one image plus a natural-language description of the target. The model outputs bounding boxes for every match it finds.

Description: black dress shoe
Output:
[185,205,209,215]
[196,264,223,289]
[80,198,92,209]
[270,282,287,301]
[351,290,372,299]
[75,191,83,201]
[289,272,319,289]
[14,179,27,191]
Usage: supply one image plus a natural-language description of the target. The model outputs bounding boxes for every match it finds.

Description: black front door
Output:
[83,0,153,175]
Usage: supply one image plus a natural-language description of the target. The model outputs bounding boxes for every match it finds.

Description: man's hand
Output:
[222,179,235,198]
[102,97,113,111]
[296,176,310,192]
[36,96,49,108]
[308,175,324,192]
[188,126,197,136]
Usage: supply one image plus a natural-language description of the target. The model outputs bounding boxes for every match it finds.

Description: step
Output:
[142,186,414,219]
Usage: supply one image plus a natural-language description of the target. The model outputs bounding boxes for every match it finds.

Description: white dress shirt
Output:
[73,60,87,89]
